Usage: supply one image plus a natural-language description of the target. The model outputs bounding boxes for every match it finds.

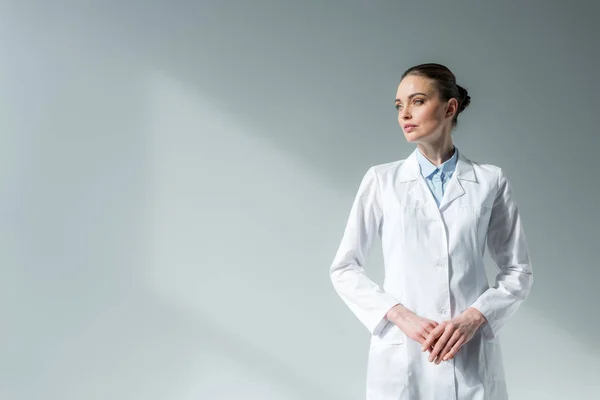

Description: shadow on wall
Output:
[21,0,596,349]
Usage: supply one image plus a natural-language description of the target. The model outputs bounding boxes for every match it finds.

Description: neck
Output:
[417,140,455,167]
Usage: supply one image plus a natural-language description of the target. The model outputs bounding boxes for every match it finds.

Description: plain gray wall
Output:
[1,0,598,399]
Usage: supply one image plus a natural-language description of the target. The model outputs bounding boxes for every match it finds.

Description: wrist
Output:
[386,304,409,322]
[467,307,487,327]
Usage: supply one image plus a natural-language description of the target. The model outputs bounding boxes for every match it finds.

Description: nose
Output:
[400,107,412,120]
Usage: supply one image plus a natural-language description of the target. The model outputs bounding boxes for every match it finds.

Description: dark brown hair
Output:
[401,63,471,128]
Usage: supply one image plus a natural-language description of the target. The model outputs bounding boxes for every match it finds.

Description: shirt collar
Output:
[416,146,459,178]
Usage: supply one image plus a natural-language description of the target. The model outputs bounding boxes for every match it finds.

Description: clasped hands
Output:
[386,304,487,364]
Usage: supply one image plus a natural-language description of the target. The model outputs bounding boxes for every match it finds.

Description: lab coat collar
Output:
[416,146,459,179]
[398,147,477,210]
[398,147,476,183]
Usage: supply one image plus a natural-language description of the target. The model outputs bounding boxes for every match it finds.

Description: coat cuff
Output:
[370,299,401,336]
[469,303,496,340]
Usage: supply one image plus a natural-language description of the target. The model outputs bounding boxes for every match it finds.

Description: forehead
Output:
[395,75,436,98]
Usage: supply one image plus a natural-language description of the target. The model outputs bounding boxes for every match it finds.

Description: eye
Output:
[414,98,424,105]
[395,104,402,111]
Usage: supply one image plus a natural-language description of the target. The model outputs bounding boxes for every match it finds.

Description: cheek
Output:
[418,107,442,125]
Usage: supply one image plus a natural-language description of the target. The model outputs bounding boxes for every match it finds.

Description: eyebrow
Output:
[395,92,428,103]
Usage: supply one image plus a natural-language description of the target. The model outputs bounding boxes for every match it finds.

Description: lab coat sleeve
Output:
[470,168,533,340]
[330,166,401,335]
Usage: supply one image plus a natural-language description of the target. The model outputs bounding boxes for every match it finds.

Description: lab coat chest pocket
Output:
[366,322,407,398]
[453,205,492,254]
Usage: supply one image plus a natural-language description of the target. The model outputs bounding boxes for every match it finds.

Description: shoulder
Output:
[462,155,507,188]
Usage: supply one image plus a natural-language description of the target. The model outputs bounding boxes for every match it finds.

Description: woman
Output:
[329,63,533,400]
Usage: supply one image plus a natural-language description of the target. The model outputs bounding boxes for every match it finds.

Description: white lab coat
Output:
[330,148,533,400]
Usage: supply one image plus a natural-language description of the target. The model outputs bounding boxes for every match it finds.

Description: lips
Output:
[404,124,417,132]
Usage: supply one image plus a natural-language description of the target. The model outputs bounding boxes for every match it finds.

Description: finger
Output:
[420,336,437,353]
[416,333,436,351]
[417,330,428,345]
[425,321,439,332]
[421,324,444,352]
[442,336,466,361]
[429,324,455,362]
[438,330,461,362]
[415,331,435,351]
[414,334,425,345]
[420,323,439,342]
[413,330,430,344]
[437,330,461,364]
[416,323,435,342]
[429,338,439,353]
[426,320,440,329]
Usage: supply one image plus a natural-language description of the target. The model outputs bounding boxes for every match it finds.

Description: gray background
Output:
[1,0,598,399]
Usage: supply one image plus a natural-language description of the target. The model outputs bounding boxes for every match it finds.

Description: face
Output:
[395,75,457,144]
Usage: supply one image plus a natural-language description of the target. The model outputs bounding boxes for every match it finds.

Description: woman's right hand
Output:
[386,304,439,350]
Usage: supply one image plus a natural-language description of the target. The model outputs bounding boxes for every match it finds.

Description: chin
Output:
[404,129,434,143]
[403,132,423,143]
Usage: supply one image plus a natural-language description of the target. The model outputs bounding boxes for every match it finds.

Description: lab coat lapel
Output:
[398,149,441,219]
[398,148,477,213]
[438,151,477,211]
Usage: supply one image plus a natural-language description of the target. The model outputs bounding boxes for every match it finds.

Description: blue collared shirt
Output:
[416,146,459,208]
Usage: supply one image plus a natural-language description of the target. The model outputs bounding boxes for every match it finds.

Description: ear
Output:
[445,98,459,120]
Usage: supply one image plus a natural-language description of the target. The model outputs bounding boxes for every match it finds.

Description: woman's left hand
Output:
[421,307,487,364]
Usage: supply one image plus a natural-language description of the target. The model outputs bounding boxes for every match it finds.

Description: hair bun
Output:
[457,85,471,113]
